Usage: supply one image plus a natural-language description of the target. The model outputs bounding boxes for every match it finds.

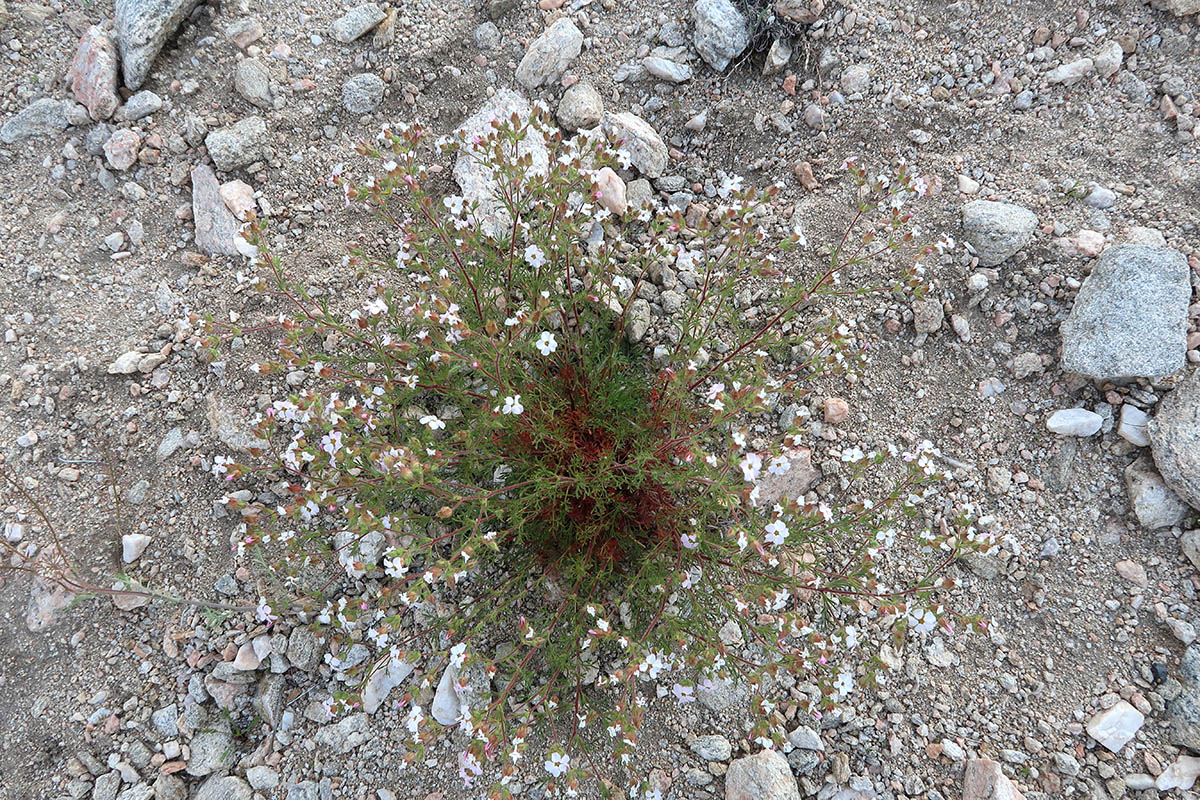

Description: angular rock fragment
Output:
[70,26,120,121]
[115,0,202,89]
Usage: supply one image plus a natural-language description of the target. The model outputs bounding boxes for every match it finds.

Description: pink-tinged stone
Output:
[1075,229,1105,257]
[823,396,850,423]
[725,749,799,800]
[104,129,142,171]
[594,167,627,215]
[232,642,260,670]
[963,758,1025,800]
[70,26,119,121]
[219,180,256,220]
[1157,756,1200,791]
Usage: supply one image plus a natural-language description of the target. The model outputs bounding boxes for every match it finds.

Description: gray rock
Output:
[1046,57,1094,85]
[151,774,185,800]
[627,178,653,211]
[725,749,800,800]
[473,21,501,50]
[205,116,269,172]
[115,0,202,89]
[1046,408,1103,436]
[315,712,369,753]
[151,704,179,737]
[286,626,325,671]
[642,56,692,83]
[689,734,731,761]
[126,481,150,505]
[1,98,69,144]
[1125,455,1190,530]
[431,660,463,725]
[961,200,1037,267]
[245,767,279,791]
[334,530,385,577]
[1153,0,1200,15]
[185,717,234,776]
[840,64,871,94]
[913,298,944,333]
[602,112,668,178]
[84,123,114,156]
[362,656,415,714]
[119,90,163,121]
[1094,41,1124,78]
[1118,404,1151,447]
[453,89,548,239]
[115,785,153,800]
[763,38,792,76]
[331,4,385,43]
[1183,530,1200,571]
[692,0,749,72]
[254,674,286,728]
[787,725,824,751]
[775,0,825,23]
[515,18,583,90]
[1083,183,1117,209]
[341,72,385,113]
[93,772,122,800]
[191,166,242,257]
[697,675,748,712]
[431,660,489,725]
[1150,377,1200,510]
[755,446,820,505]
[625,298,651,343]
[1060,245,1190,381]
[156,428,185,459]
[193,776,251,800]
[556,82,603,131]
[234,59,274,109]
[206,396,269,453]
[1053,751,1081,776]
[285,783,319,800]
[786,748,821,775]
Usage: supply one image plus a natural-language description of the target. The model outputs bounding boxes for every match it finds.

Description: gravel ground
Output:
[2,1,1200,799]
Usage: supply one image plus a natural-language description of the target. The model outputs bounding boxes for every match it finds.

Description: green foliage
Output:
[205,110,990,797]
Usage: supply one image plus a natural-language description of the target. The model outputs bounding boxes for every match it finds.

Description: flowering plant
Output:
[206,109,990,796]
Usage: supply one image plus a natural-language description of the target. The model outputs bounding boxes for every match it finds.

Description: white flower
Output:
[844,625,860,649]
[524,244,547,268]
[671,683,695,703]
[535,331,558,355]
[833,669,854,697]
[383,556,408,578]
[545,751,570,778]
[767,454,790,475]
[420,414,445,430]
[639,652,667,679]
[680,532,698,550]
[321,430,344,456]
[907,608,937,634]
[501,395,524,415]
[764,519,789,546]
[449,642,467,669]
[739,453,763,482]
